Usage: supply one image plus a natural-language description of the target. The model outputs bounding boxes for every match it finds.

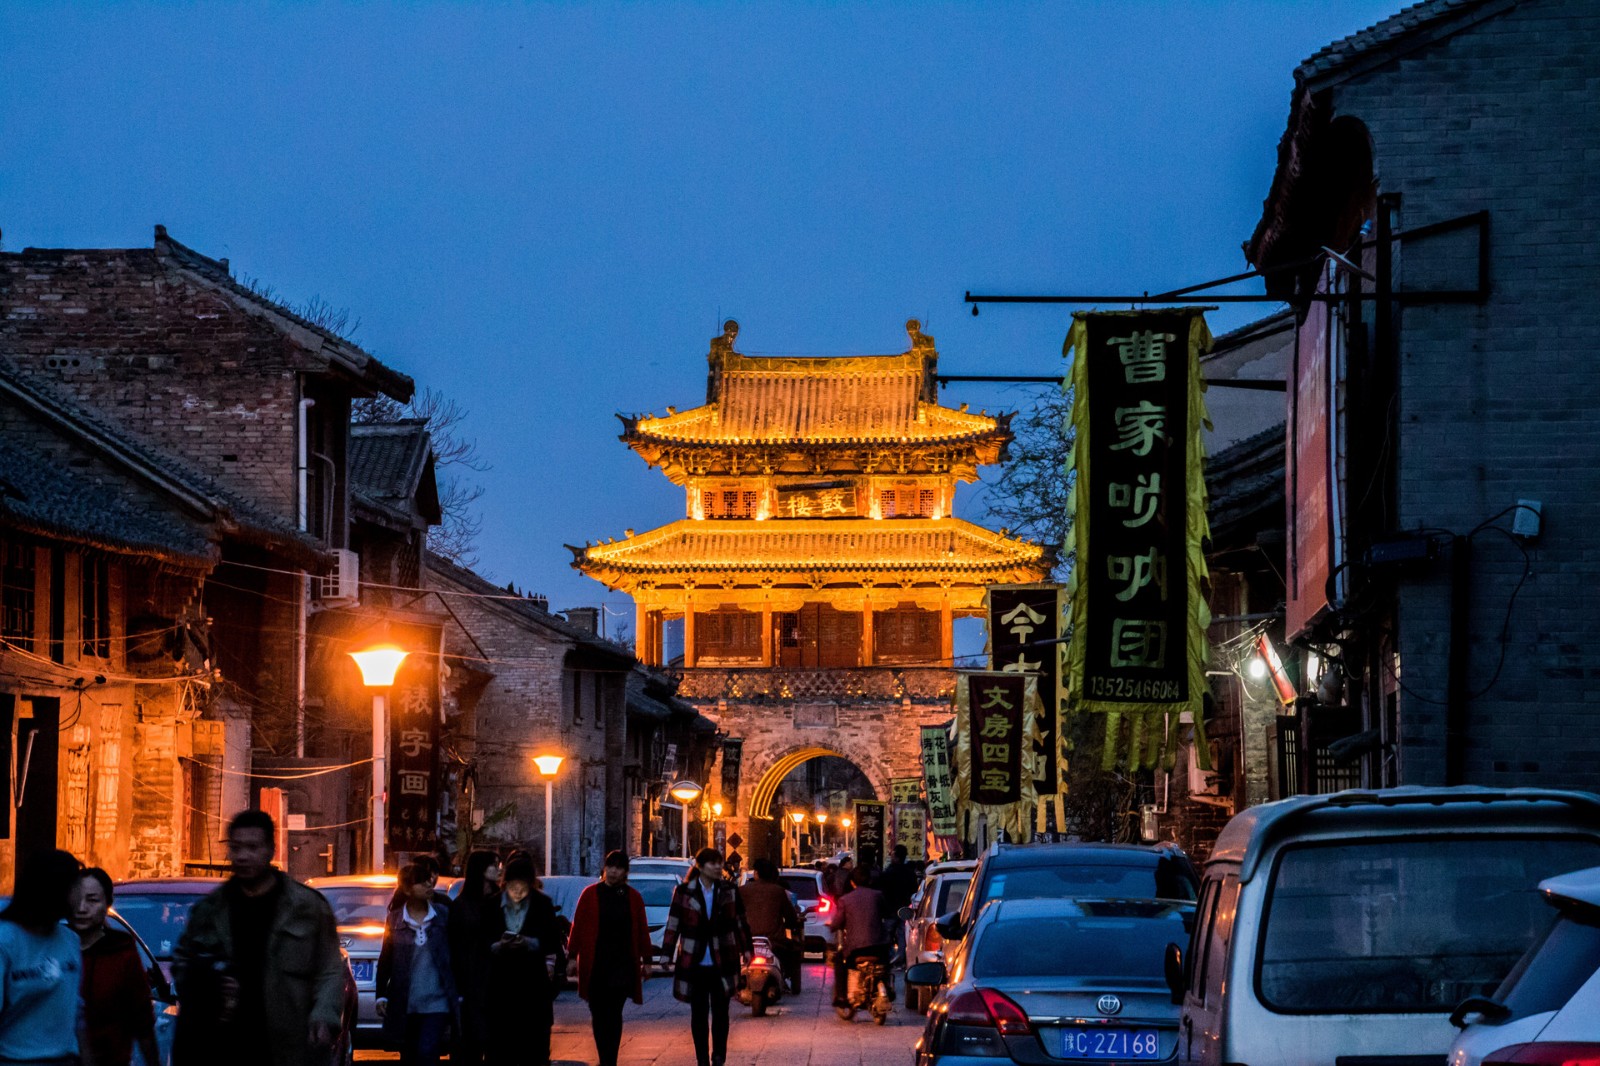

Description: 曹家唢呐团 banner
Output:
[1064,310,1213,771]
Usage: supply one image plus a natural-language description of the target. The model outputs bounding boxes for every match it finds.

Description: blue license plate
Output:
[1056,1028,1161,1060]
[351,960,375,984]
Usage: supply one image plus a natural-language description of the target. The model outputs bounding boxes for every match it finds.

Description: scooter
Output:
[737,936,784,1016]
[835,952,894,1025]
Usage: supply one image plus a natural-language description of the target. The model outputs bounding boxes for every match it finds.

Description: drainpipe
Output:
[296,395,316,759]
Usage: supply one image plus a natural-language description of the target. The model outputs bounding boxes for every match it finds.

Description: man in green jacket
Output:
[173,809,346,1066]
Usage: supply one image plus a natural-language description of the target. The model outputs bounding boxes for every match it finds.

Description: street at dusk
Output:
[6,1,1600,1065]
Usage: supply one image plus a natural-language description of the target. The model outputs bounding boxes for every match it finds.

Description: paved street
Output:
[355,959,921,1066]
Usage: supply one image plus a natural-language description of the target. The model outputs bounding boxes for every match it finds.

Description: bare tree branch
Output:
[985,385,1074,581]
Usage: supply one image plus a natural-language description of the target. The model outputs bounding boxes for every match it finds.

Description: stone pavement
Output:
[356,958,923,1066]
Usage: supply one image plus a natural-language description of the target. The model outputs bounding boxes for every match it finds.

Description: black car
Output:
[935,841,1198,950]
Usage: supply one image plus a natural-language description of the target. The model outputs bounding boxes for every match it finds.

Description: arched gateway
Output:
[572,320,1051,863]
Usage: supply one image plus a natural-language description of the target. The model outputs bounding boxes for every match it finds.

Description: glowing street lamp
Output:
[534,754,564,877]
[350,643,410,873]
[669,780,703,859]
[840,814,854,854]
[788,809,806,865]
[711,801,724,818]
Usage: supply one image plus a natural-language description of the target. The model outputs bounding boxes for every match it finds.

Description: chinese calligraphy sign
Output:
[386,621,443,853]
[919,726,959,838]
[969,672,1025,806]
[988,585,1063,794]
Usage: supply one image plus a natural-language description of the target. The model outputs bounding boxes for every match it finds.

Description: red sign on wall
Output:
[1287,278,1339,640]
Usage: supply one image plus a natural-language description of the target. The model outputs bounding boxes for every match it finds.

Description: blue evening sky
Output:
[2,2,1401,638]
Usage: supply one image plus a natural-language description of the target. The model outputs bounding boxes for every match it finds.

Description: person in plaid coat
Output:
[659,848,752,1066]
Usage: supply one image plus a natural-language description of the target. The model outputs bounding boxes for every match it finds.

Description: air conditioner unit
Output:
[315,548,360,607]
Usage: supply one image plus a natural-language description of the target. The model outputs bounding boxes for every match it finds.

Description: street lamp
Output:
[711,801,724,818]
[841,814,854,854]
[349,642,410,873]
[815,811,828,852]
[669,780,703,860]
[533,754,564,878]
[788,809,806,865]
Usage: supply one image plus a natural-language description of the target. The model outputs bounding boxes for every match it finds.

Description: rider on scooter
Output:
[826,864,893,1010]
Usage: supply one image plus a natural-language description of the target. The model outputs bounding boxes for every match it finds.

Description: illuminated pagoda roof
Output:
[569,517,1050,593]
[619,319,1011,483]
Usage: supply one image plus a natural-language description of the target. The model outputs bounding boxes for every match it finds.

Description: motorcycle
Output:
[737,936,784,1016]
[835,951,894,1025]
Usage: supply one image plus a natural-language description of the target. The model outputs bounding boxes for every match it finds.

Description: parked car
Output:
[902,861,976,1013]
[935,841,1198,957]
[629,857,695,880]
[774,867,837,954]
[1172,786,1600,1066]
[1448,864,1600,1066]
[909,896,1194,1065]
[111,877,224,982]
[308,873,407,1041]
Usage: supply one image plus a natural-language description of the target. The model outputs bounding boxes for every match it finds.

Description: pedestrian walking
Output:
[822,853,854,901]
[377,858,458,1066]
[565,851,651,1066]
[480,855,560,1066]
[172,809,345,1066]
[659,848,751,1066]
[447,850,500,1066]
[828,864,893,1008]
[73,866,160,1066]
[737,859,803,993]
[0,849,86,1065]
[877,845,917,966]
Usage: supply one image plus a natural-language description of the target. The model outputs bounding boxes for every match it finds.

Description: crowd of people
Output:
[0,815,927,1066]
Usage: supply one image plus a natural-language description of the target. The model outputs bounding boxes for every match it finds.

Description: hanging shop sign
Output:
[953,671,1043,842]
[853,800,888,870]
[775,481,858,518]
[719,738,742,816]
[919,725,959,838]
[890,777,922,805]
[895,805,927,862]
[387,621,444,853]
[1064,310,1213,771]
[987,584,1065,794]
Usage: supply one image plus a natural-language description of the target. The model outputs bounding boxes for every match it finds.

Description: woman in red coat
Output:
[72,867,160,1066]
[565,851,652,1066]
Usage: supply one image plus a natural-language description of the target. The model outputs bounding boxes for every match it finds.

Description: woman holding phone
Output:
[479,855,559,1066]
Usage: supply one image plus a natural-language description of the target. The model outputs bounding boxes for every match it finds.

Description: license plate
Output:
[351,960,375,984]
[1055,1028,1161,1060]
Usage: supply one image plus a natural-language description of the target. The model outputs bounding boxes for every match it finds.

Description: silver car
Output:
[910,897,1194,1065]
[903,862,975,1013]
[1448,864,1600,1066]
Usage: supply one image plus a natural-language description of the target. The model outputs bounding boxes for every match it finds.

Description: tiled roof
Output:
[351,421,430,498]
[1296,0,1500,82]
[626,351,1006,446]
[0,435,218,566]
[571,518,1050,577]
[1205,423,1286,546]
[424,550,638,659]
[0,359,327,567]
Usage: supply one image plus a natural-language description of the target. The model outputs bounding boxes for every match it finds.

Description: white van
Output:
[1171,787,1600,1066]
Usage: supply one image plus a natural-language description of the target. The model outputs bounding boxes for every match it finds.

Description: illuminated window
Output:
[879,486,937,518]
[694,609,764,662]
[873,607,940,665]
[702,489,760,518]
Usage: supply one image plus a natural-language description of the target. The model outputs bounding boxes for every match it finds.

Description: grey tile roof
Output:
[0,359,328,567]
[424,550,639,659]
[1205,423,1286,547]
[351,421,431,500]
[1297,0,1500,82]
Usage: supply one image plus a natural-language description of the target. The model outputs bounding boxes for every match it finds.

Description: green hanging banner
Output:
[1063,310,1214,771]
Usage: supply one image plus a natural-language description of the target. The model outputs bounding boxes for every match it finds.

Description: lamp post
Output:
[349,642,410,873]
[533,755,564,878]
[815,811,828,853]
[788,809,806,865]
[669,780,703,860]
[841,814,854,855]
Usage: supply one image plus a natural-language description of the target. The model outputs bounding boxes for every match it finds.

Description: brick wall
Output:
[1326,0,1600,789]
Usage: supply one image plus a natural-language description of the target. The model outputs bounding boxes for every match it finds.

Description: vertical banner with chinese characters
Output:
[895,805,927,862]
[952,672,1042,841]
[388,621,444,854]
[919,726,959,841]
[987,585,1065,795]
[853,800,887,871]
[719,739,742,817]
[1064,310,1213,771]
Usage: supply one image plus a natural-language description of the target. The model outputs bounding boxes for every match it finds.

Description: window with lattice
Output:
[879,486,937,518]
[694,609,764,661]
[81,555,111,660]
[1,542,35,652]
[873,607,941,665]
[702,489,761,518]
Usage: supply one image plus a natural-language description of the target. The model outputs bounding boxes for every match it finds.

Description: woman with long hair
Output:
[447,850,500,1066]
[73,867,159,1066]
[0,849,86,1063]
[377,859,457,1066]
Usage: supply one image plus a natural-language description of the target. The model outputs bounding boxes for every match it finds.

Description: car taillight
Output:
[1485,1044,1600,1066]
[817,895,833,915]
[944,988,1032,1035]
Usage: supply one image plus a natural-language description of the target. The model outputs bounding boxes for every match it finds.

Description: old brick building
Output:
[1,226,416,878]
[1245,0,1600,791]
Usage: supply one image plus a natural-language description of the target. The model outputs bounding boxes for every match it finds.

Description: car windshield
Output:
[987,862,1194,903]
[1258,836,1600,1013]
[972,903,1191,980]
[111,893,204,960]
[318,887,392,926]
[633,880,679,908]
[782,876,819,901]
[937,876,971,916]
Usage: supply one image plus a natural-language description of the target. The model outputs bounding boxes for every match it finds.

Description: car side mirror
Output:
[897,906,915,922]
[149,967,176,1004]
[1163,942,1184,1004]
[906,961,947,987]
[934,912,963,941]
[1449,996,1510,1030]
